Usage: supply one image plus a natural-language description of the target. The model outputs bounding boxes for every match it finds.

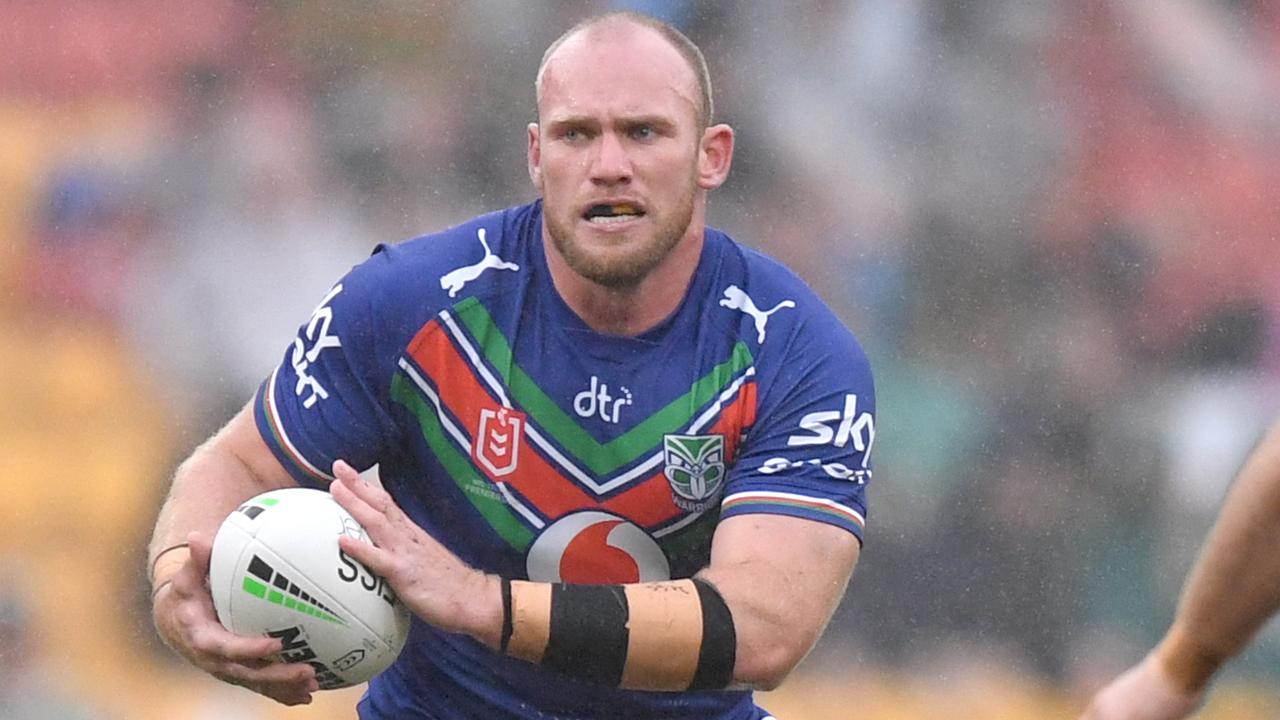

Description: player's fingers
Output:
[333,460,399,516]
[331,476,405,541]
[332,458,361,483]
[330,474,382,529]
[337,532,395,575]
[190,622,282,662]
[211,632,286,663]
[259,688,314,707]
[183,530,213,582]
[220,659,317,687]
[215,667,318,706]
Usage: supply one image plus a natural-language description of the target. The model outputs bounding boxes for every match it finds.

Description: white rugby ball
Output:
[209,487,410,689]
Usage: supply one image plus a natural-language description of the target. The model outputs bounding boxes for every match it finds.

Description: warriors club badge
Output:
[662,434,726,512]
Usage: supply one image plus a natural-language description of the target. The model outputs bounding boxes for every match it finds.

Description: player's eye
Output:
[559,126,590,143]
[630,125,654,140]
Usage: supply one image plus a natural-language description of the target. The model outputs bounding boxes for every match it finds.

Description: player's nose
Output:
[589,131,632,185]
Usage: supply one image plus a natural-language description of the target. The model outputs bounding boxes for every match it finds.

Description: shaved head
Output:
[535,12,714,129]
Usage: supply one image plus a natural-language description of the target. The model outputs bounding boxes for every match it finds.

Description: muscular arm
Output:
[148,402,300,582]
[1082,421,1280,719]
[1156,421,1280,690]
[699,514,859,689]
[148,402,319,706]
[332,463,860,692]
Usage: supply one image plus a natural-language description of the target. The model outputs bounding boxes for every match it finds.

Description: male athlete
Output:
[1082,421,1280,719]
[149,12,876,719]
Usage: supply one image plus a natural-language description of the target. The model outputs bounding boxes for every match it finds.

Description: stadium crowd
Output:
[2,1,1278,718]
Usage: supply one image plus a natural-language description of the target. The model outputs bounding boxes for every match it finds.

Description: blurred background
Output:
[2,1,1279,718]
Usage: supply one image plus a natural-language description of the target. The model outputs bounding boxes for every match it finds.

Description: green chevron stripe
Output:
[451,298,754,476]
[390,373,534,551]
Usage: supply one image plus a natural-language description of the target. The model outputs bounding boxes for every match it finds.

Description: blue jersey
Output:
[254,201,875,719]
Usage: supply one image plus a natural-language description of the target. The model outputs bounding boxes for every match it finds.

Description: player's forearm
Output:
[149,445,253,572]
[485,518,858,692]
[696,547,854,689]
[491,576,738,692]
[1158,423,1280,691]
[488,572,834,692]
[699,514,859,689]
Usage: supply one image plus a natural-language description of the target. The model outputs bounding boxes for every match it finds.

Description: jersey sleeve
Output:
[254,254,401,488]
[722,318,875,543]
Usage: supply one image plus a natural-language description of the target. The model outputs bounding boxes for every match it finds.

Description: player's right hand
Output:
[1079,652,1206,720]
[151,531,320,706]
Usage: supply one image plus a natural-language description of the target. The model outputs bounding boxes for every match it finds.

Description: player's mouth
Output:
[582,202,646,225]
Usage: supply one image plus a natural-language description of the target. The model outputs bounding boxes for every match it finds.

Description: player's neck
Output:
[545,228,704,337]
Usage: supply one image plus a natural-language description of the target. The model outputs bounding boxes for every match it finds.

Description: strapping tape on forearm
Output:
[501,577,736,691]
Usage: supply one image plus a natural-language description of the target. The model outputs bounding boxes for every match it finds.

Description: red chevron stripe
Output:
[406,320,760,531]
[407,321,593,518]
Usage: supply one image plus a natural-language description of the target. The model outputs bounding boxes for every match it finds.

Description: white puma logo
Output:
[440,228,520,298]
[719,285,795,344]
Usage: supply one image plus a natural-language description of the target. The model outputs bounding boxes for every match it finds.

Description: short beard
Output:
[546,188,695,290]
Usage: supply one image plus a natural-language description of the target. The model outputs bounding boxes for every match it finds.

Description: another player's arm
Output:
[1082,421,1280,719]
[332,462,859,692]
[149,401,317,706]
[1157,422,1280,688]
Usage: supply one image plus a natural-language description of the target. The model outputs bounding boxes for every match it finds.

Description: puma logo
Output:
[440,228,520,298]
[719,285,795,344]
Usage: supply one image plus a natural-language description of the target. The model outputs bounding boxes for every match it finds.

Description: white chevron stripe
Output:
[398,358,475,461]
[430,311,758,497]
[401,358,550,529]
[495,482,545,529]
[439,310,512,407]
[595,366,758,493]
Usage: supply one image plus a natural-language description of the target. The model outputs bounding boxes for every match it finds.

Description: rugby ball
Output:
[209,487,411,689]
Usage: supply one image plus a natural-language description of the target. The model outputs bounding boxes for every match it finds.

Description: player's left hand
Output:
[1079,652,1205,720]
[152,531,320,705]
[329,460,502,648]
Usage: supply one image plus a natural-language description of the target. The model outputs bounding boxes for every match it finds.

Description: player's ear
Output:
[696,123,734,190]
[527,123,543,191]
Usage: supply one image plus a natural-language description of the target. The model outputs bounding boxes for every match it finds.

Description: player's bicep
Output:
[707,512,861,575]
[217,400,306,491]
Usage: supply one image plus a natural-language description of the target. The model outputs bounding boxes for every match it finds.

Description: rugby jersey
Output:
[254,200,875,719]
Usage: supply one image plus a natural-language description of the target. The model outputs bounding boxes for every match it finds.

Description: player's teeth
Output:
[587,203,639,216]
[589,214,634,224]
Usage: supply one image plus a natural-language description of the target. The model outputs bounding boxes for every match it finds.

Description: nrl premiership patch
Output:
[662,434,726,512]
